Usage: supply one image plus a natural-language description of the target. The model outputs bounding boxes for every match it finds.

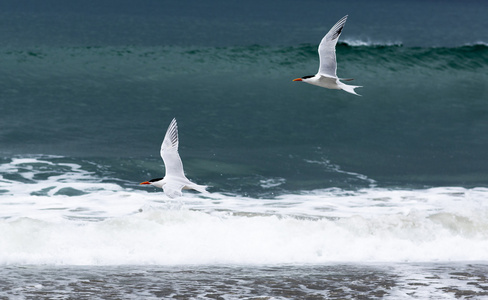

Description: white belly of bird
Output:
[310,76,340,89]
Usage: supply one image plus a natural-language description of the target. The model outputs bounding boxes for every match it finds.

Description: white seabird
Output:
[140,118,208,198]
[293,15,362,96]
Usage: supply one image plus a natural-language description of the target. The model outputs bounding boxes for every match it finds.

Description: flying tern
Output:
[293,15,362,96]
[140,118,208,198]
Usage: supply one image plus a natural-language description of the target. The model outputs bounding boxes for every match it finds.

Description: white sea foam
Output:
[1,156,488,265]
[305,158,377,186]
[464,41,488,46]
[259,177,286,189]
[342,38,402,47]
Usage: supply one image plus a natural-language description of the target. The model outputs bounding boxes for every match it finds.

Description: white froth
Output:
[342,38,403,47]
[1,156,488,265]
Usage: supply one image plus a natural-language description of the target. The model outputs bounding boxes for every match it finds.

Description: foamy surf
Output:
[341,38,403,47]
[1,156,488,265]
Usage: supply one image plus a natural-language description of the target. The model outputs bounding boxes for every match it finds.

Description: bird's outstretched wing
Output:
[317,15,348,78]
[160,118,186,178]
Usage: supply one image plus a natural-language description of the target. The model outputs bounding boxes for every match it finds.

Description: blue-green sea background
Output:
[1,0,487,196]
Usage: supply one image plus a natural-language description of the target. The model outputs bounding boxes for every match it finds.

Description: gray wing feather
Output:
[160,118,186,178]
[318,15,348,78]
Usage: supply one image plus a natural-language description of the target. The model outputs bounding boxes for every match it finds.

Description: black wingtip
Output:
[336,26,343,36]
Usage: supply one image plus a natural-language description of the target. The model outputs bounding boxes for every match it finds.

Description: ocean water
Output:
[1,0,488,298]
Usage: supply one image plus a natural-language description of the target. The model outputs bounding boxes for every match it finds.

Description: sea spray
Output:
[2,157,488,265]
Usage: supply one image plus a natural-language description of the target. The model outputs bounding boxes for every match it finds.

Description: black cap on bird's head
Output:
[140,177,164,185]
[293,75,315,81]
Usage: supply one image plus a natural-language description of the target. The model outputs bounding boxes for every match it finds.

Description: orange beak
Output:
[140,181,150,185]
[293,78,302,81]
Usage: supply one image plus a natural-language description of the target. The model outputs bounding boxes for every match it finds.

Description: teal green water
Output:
[1,0,488,195]
[1,44,487,193]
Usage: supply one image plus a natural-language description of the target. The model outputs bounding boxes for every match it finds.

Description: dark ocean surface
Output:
[1,0,488,298]
[2,42,487,192]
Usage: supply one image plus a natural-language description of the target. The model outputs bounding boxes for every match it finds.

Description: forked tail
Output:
[339,82,362,96]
